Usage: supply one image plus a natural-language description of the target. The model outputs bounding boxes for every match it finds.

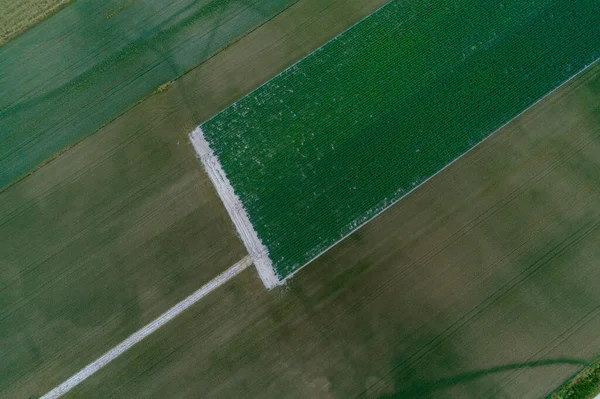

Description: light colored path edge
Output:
[190,128,281,289]
[193,56,600,288]
[40,256,253,399]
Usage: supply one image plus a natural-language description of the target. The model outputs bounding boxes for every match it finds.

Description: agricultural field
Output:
[197,0,600,284]
[0,0,389,396]
[0,0,72,46]
[0,0,297,190]
[2,0,600,398]
[62,60,600,398]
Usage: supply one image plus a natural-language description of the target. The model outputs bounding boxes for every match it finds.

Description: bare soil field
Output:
[0,0,72,46]
[0,0,390,397]
[0,103,247,396]
[66,61,600,398]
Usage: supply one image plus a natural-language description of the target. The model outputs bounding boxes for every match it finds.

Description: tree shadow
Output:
[377,358,588,398]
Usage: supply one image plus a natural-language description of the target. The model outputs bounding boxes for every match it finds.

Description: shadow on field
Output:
[377,358,587,398]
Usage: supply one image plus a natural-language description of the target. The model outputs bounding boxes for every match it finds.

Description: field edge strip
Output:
[189,128,281,289]
[200,0,394,129]
[40,256,253,399]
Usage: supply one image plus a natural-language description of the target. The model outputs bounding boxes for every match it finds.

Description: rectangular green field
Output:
[194,0,600,286]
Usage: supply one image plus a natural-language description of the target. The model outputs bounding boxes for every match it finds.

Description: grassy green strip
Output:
[549,360,600,399]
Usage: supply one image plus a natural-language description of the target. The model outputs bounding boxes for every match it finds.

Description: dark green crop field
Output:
[0,0,297,191]
[200,0,600,280]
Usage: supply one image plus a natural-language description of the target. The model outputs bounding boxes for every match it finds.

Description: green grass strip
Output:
[549,359,600,399]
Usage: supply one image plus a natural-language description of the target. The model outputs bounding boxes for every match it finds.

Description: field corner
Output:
[189,127,281,289]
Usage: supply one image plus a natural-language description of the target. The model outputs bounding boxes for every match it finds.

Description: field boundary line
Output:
[40,256,253,399]
[190,128,280,289]
[200,0,395,128]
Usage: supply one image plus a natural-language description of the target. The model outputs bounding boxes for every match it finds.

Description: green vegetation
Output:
[152,81,173,95]
[0,0,297,191]
[0,0,73,46]
[201,0,600,279]
[550,359,600,399]
[105,0,141,19]
[3,0,600,395]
